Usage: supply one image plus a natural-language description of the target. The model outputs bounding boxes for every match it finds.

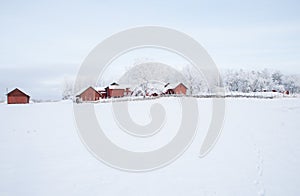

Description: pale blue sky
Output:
[0,0,299,99]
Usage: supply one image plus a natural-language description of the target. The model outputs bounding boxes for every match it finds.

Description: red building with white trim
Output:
[7,88,30,104]
[76,86,102,102]
[164,83,188,95]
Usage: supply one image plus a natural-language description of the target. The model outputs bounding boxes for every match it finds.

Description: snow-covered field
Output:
[0,98,300,196]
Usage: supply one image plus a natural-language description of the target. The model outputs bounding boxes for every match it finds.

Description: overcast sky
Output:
[0,0,299,100]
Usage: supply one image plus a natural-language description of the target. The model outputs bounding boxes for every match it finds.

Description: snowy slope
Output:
[0,98,300,196]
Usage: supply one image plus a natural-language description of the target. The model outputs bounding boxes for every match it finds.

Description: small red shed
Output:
[164,83,188,95]
[7,88,30,104]
[76,86,102,102]
[173,83,188,95]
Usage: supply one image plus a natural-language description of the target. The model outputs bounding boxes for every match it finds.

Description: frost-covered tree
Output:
[119,62,186,86]
[272,71,283,85]
[283,74,300,94]
[182,65,209,95]
[62,78,74,100]
[222,68,300,94]
[223,69,251,92]
[131,80,165,97]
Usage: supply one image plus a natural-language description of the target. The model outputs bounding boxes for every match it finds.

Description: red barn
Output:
[7,88,30,104]
[105,82,126,98]
[76,86,102,102]
[173,83,187,94]
[164,83,187,95]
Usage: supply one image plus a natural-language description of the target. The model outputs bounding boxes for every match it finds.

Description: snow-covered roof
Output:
[94,87,106,91]
[76,86,102,96]
[7,88,30,97]
[164,82,187,91]
[107,84,131,90]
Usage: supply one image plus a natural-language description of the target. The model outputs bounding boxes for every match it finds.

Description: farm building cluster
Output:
[75,82,188,102]
[4,83,187,104]
[4,83,291,104]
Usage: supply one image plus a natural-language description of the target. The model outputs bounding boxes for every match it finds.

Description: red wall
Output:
[109,89,125,98]
[79,87,101,101]
[174,84,187,95]
[7,96,29,104]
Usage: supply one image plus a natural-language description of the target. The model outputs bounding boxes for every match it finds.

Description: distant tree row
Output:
[223,69,299,93]
[182,66,300,95]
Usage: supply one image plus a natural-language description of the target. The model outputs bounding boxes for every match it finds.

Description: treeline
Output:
[183,66,300,94]
[223,69,299,93]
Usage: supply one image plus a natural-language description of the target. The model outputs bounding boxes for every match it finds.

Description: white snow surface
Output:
[0,98,300,196]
